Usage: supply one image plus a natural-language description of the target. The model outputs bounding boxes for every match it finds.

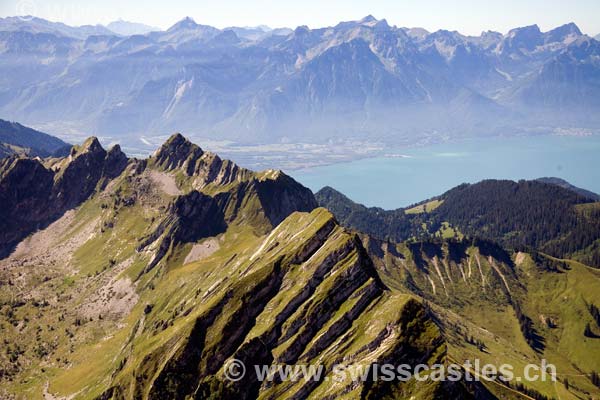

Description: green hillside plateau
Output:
[0,135,599,400]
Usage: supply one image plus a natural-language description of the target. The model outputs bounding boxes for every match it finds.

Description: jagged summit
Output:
[167,16,198,31]
[78,136,103,153]
[152,133,203,171]
[163,132,193,147]
[293,25,310,35]
[507,23,541,36]
[546,22,582,43]
[157,132,199,152]
[150,133,305,193]
[0,131,317,257]
[548,22,581,35]
[360,15,377,24]
[67,137,127,162]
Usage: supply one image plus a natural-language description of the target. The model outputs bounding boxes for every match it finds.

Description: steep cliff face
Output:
[52,137,126,209]
[0,157,55,255]
[138,190,228,273]
[0,138,129,258]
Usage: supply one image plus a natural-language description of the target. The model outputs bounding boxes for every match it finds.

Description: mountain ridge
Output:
[1,134,599,399]
[1,16,599,147]
[0,119,70,158]
[105,19,159,36]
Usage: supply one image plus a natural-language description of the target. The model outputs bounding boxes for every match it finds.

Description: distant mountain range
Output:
[0,118,70,157]
[1,15,599,147]
[105,20,159,36]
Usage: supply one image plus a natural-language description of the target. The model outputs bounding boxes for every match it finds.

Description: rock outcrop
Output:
[0,137,128,257]
[151,133,252,187]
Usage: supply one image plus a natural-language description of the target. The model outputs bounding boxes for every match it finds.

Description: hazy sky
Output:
[1,0,599,36]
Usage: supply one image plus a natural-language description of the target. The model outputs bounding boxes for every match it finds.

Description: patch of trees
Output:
[513,303,545,352]
[464,334,486,351]
[315,186,419,241]
[591,371,600,388]
[502,380,555,400]
[433,180,600,267]
[584,302,600,338]
[584,323,600,338]
[588,303,600,327]
[529,252,569,273]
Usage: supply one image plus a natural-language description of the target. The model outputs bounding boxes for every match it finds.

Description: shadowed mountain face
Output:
[1,16,599,145]
[0,134,599,399]
[0,137,128,258]
[0,119,70,158]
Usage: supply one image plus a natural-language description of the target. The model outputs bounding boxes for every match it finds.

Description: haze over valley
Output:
[1,15,599,164]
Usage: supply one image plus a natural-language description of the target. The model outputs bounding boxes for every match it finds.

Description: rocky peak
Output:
[150,134,255,189]
[293,25,310,37]
[103,144,129,179]
[81,136,103,152]
[211,29,240,45]
[477,30,503,49]
[373,19,390,31]
[167,16,199,31]
[68,136,102,156]
[499,24,544,56]
[505,24,542,46]
[545,22,582,44]
[360,15,377,24]
[507,24,542,38]
[152,133,204,173]
[54,138,106,207]
[404,27,430,41]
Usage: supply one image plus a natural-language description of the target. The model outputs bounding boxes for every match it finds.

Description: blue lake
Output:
[291,135,600,209]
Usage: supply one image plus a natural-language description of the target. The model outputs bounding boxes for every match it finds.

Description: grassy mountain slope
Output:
[1,135,599,399]
[364,236,600,399]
